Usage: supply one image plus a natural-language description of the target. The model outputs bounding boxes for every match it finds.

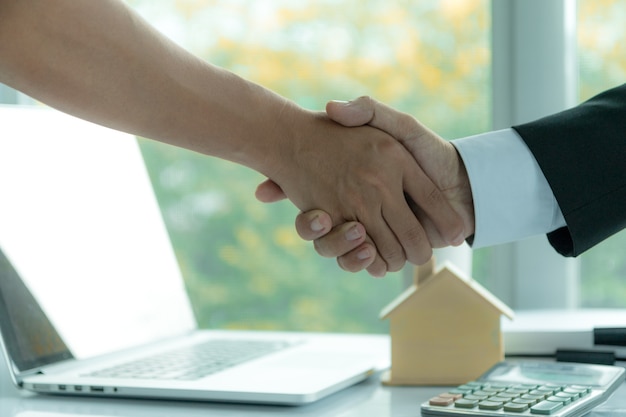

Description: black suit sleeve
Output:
[512,83,626,257]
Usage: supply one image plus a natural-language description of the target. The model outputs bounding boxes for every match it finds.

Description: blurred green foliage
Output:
[129,0,490,332]
[128,0,626,334]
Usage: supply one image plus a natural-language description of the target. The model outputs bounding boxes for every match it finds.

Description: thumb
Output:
[255,179,287,203]
[325,97,375,127]
[330,97,447,169]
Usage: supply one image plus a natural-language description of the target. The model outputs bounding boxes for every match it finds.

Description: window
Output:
[4,0,621,331]
[126,0,490,332]
[577,0,626,307]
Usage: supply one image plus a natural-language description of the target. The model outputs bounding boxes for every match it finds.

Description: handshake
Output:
[255,97,475,278]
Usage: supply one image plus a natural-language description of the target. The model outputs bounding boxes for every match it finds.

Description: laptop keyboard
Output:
[85,339,295,380]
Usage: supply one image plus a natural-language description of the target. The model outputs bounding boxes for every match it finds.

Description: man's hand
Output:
[325,97,474,242]
[302,98,474,274]
[262,108,465,276]
[256,98,473,276]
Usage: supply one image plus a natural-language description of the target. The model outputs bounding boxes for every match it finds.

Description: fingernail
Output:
[345,225,362,241]
[310,216,324,232]
[356,247,372,260]
[371,270,386,279]
[330,100,350,105]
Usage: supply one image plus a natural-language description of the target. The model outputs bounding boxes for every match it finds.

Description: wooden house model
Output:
[380,258,514,386]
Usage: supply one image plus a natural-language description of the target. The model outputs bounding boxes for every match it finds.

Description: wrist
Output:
[258,104,316,183]
[214,82,309,179]
[456,153,475,238]
[449,143,475,239]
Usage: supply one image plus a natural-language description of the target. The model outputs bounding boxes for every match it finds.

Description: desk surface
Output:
[2,359,626,417]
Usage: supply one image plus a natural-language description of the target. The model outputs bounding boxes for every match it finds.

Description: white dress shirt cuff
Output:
[452,128,566,248]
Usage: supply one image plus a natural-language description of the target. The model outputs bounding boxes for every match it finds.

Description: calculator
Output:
[421,361,625,417]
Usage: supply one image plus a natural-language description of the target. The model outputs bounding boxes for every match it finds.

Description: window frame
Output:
[486,0,580,309]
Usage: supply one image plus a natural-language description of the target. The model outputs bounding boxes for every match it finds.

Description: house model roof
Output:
[380,259,514,320]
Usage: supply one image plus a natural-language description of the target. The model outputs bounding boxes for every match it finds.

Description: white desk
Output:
[2,353,625,416]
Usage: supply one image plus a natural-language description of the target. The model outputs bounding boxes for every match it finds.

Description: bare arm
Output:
[0,0,464,273]
[0,0,290,170]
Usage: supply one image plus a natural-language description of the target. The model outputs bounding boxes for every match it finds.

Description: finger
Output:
[331,238,388,278]
[405,194,447,247]
[295,210,333,241]
[365,257,388,278]
[335,97,466,246]
[255,179,287,203]
[311,221,366,257]
[363,209,408,272]
[329,97,424,146]
[380,193,433,267]
[326,97,375,127]
[362,237,389,278]
[335,242,376,273]
[403,166,464,251]
[391,141,463,258]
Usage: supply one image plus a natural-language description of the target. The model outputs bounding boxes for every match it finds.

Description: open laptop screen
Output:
[0,246,73,373]
[0,106,197,362]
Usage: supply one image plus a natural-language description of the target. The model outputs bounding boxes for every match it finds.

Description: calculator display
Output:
[482,362,614,387]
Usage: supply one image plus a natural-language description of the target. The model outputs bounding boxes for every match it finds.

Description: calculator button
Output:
[513,398,538,406]
[449,388,473,395]
[464,394,489,401]
[428,396,454,406]
[496,392,519,399]
[493,394,519,402]
[529,390,550,398]
[530,400,564,415]
[564,387,588,397]
[439,392,463,400]
[454,398,479,408]
[569,385,591,394]
[547,395,571,405]
[482,386,505,393]
[505,388,530,395]
[534,387,557,396]
[555,391,579,401]
[504,402,529,412]
[515,384,539,390]
[521,394,545,403]
[478,400,504,410]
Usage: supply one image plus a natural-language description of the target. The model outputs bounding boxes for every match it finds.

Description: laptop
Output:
[0,105,389,405]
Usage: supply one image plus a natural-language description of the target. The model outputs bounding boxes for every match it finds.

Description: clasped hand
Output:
[256,97,474,277]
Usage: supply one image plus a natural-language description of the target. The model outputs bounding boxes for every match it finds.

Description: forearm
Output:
[0,0,293,176]
[0,0,465,271]
[512,83,626,256]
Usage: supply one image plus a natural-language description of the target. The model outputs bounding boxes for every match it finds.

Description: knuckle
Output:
[313,238,333,258]
[337,256,360,273]
[425,185,446,207]
[378,246,406,272]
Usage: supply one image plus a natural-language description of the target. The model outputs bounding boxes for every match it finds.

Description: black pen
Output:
[594,328,626,347]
